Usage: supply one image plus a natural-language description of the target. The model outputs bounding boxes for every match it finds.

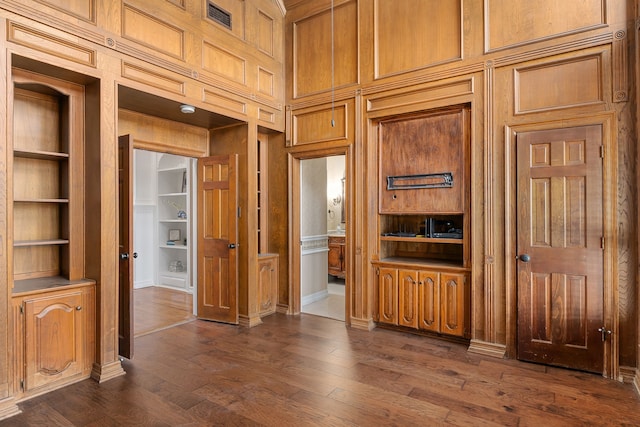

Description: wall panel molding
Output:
[203,88,247,116]
[484,0,607,53]
[7,21,96,67]
[612,29,628,102]
[202,41,247,86]
[33,0,96,24]
[121,61,185,95]
[291,101,352,146]
[121,4,185,60]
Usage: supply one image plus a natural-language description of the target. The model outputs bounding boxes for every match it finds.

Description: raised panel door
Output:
[377,267,398,325]
[439,272,466,337]
[398,269,419,328]
[418,270,440,332]
[258,255,278,317]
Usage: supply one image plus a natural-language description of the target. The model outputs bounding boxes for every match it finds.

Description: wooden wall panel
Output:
[374,0,462,78]
[291,100,353,146]
[258,67,274,96]
[121,62,186,95]
[203,89,248,116]
[485,0,606,51]
[202,41,246,85]
[122,4,184,60]
[7,22,96,67]
[293,0,358,97]
[33,0,96,23]
[515,54,604,114]
[205,0,246,41]
[257,9,275,56]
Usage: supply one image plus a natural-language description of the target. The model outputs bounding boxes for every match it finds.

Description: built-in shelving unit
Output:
[156,154,192,290]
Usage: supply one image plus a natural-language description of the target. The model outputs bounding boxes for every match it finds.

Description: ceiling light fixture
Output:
[180,104,195,114]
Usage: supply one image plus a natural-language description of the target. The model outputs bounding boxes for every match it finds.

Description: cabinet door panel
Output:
[378,267,398,325]
[398,270,419,328]
[418,271,440,332]
[258,255,278,317]
[440,273,465,337]
[24,292,83,391]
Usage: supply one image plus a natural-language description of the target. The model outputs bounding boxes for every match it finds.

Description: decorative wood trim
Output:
[291,101,350,146]
[276,303,289,314]
[0,398,21,421]
[203,88,247,116]
[483,60,496,345]
[349,317,375,331]
[238,314,263,328]
[132,138,205,158]
[468,339,506,358]
[33,0,96,24]
[201,40,247,85]
[115,40,193,78]
[7,21,96,67]
[90,360,125,384]
[366,78,474,114]
[619,365,636,384]
[258,107,276,124]
[121,62,185,95]
[612,29,628,102]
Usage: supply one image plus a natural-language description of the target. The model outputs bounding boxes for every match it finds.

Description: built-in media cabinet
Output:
[9,68,95,399]
[373,106,470,338]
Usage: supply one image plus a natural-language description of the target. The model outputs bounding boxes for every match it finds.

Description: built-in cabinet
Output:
[374,106,470,338]
[327,235,346,278]
[258,254,279,317]
[8,67,96,399]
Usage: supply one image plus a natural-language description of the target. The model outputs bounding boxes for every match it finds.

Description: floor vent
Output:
[207,2,232,30]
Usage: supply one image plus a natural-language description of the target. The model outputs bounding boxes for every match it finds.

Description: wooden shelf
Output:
[14,198,69,203]
[13,148,68,160]
[380,235,463,244]
[14,239,69,247]
[376,257,469,271]
[12,276,95,296]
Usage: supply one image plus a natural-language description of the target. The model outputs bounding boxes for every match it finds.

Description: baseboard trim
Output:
[350,317,375,331]
[91,359,126,383]
[467,339,506,358]
[0,397,21,421]
[301,289,328,306]
[238,314,262,328]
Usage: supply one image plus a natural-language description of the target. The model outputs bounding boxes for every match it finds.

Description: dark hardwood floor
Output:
[3,313,640,426]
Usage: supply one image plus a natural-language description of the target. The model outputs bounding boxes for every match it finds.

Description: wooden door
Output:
[440,272,466,337]
[517,126,604,373]
[197,155,238,323]
[398,269,419,328]
[418,270,440,332]
[377,267,398,325]
[117,135,134,359]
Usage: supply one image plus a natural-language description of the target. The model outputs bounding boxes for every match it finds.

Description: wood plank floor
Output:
[134,286,195,337]
[3,313,640,426]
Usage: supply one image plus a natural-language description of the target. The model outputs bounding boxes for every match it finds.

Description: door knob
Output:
[228,243,236,249]
[518,254,531,262]
[132,252,138,259]
[120,253,129,260]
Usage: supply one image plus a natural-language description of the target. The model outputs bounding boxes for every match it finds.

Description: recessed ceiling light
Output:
[180,104,195,114]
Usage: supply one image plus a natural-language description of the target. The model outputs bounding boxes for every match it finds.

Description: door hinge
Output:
[376,268,380,276]
[19,304,23,314]
[237,207,241,218]
[600,145,604,159]
[601,236,605,249]
[20,379,24,391]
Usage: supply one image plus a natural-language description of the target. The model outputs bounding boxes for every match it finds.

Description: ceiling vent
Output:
[207,2,232,30]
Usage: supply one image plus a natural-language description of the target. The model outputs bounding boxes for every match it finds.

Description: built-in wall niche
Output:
[11,68,87,291]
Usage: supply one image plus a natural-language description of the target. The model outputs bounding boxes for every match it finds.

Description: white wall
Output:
[133,150,157,289]
[326,155,345,232]
[300,158,328,301]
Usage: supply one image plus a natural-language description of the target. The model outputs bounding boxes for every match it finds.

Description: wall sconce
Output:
[331,194,342,206]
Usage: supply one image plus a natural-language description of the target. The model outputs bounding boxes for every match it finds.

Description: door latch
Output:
[597,326,612,342]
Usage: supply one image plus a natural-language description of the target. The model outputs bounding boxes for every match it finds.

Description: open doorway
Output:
[132,149,197,336]
[300,155,346,321]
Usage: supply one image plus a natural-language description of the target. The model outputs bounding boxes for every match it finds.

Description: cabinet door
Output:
[418,271,440,332]
[439,273,466,337]
[328,237,345,278]
[398,270,419,328]
[377,267,398,325]
[24,291,84,391]
[258,256,278,317]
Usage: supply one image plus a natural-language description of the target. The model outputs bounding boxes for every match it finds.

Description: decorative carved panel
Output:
[367,79,473,114]
[514,55,603,114]
[202,41,247,85]
[293,0,358,97]
[485,0,606,51]
[374,0,462,78]
[122,4,184,60]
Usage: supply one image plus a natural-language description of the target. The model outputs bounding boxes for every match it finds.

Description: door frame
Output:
[505,113,618,378]
[289,146,352,324]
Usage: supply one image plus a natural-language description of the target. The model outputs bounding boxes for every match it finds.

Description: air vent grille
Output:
[207,2,232,29]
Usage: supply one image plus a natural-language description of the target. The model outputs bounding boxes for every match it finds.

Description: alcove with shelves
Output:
[373,105,470,338]
[156,153,191,290]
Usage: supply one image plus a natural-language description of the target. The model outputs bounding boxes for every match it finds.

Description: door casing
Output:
[504,113,618,378]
